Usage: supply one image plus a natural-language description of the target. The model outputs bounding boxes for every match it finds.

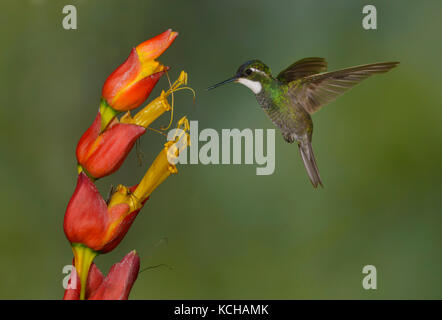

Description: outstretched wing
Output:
[289,62,399,114]
[277,57,328,83]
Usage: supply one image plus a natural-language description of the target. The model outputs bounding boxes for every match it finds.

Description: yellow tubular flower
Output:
[120,71,190,129]
[102,117,190,214]
[132,116,190,203]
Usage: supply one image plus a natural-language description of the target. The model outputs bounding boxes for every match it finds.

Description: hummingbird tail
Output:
[298,141,323,188]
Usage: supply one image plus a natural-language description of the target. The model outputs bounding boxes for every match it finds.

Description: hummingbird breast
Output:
[256,90,313,143]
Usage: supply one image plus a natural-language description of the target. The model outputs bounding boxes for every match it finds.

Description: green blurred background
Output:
[0,0,441,299]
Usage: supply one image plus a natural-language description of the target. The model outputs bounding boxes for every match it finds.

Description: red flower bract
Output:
[136,29,179,61]
[101,50,166,112]
[76,112,146,179]
[63,172,147,253]
[101,29,178,111]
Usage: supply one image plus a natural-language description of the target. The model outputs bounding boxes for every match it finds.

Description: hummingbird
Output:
[208,58,399,188]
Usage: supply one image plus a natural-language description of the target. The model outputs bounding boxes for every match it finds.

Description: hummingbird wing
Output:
[289,61,399,114]
[277,57,328,83]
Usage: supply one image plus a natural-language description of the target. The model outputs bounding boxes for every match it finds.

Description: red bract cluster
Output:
[62,29,192,300]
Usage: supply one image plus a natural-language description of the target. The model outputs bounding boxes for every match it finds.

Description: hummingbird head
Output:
[207,60,272,94]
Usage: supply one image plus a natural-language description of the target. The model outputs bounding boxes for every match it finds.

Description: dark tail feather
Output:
[298,141,323,188]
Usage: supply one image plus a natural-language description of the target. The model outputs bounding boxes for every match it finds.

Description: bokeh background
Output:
[0,0,441,299]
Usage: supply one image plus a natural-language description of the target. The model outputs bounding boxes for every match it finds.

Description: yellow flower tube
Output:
[133,116,190,203]
[120,71,190,129]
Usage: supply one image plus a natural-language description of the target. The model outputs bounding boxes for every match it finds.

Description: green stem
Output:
[99,99,120,132]
[77,165,97,182]
[71,243,98,300]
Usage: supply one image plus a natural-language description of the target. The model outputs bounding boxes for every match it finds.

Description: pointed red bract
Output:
[63,251,139,300]
[76,112,146,179]
[89,251,140,300]
[102,48,141,108]
[136,29,178,61]
[107,70,166,112]
[63,173,147,253]
[63,173,109,250]
[101,29,178,111]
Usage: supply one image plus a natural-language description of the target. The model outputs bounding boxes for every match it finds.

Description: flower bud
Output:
[101,29,178,112]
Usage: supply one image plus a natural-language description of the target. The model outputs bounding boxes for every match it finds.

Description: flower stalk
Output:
[62,29,193,300]
[71,243,98,300]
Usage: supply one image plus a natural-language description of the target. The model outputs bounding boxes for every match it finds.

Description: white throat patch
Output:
[237,78,262,94]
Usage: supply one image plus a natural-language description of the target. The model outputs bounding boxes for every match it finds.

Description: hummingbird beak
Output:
[206,76,238,91]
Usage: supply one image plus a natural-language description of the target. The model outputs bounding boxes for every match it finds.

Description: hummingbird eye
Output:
[244,68,252,76]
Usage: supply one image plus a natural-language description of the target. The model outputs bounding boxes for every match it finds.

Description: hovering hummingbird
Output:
[208,58,399,188]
